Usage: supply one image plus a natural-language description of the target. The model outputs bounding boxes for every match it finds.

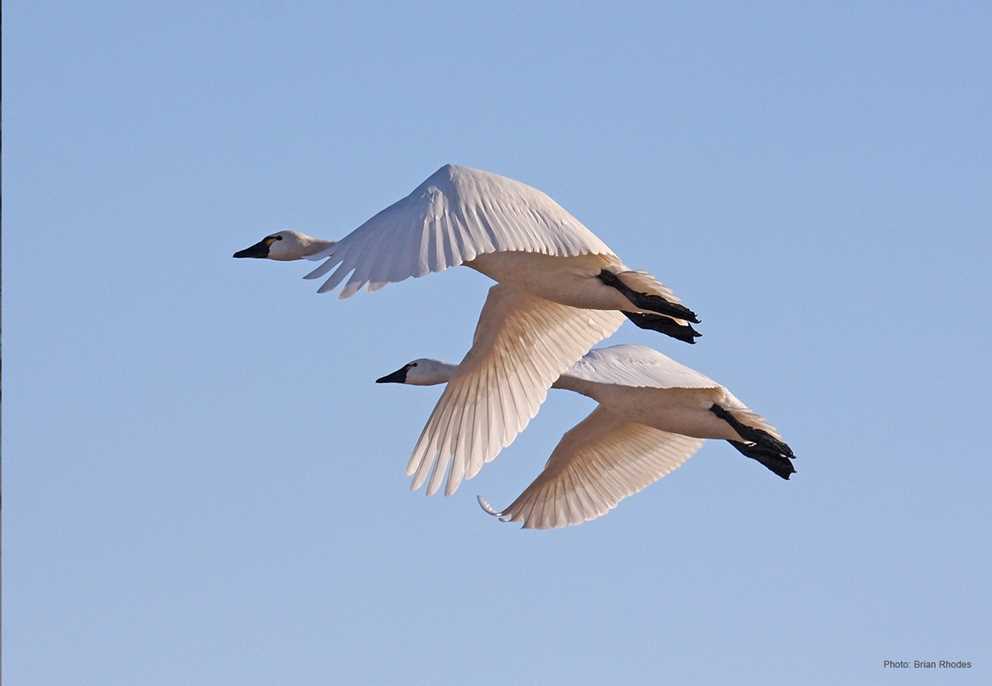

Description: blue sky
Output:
[4,2,990,684]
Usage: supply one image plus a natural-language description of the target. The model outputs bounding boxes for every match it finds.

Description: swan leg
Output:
[597,270,700,323]
[623,312,701,344]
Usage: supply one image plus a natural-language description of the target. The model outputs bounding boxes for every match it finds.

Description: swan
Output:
[376,344,796,529]
[232,165,703,497]
[233,163,702,344]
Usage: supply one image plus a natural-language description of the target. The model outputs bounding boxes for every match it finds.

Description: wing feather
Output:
[407,285,624,496]
[304,164,614,297]
[485,407,704,529]
[567,344,723,391]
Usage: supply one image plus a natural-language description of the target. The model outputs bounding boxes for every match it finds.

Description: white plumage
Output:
[567,344,724,391]
[474,345,794,528]
[406,285,624,496]
[478,407,704,529]
[302,164,614,298]
[233,166,795,529]
[234,165,706,503]
[289,165,700,349]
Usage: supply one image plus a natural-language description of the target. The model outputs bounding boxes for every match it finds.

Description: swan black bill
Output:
[233,238,271,259]
[376,366,408,384]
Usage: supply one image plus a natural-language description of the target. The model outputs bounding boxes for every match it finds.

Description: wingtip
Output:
[477,495,501,516]
[302,264,326,280]
[410,470,430,495]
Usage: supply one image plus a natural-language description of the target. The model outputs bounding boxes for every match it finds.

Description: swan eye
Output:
[410,362,418,368]
[265,234,283,241]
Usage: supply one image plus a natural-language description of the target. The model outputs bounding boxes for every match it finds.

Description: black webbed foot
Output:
[727,440,796,480]
[598,270,700,323]
[710,404,795,459]
[623,312,702,344]
[711,404,797,479]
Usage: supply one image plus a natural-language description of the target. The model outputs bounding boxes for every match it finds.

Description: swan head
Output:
[375,359,455,386]
[233,230,331,261]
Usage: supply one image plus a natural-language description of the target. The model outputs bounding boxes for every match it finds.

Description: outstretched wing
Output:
[479,406,704,529]
[304,164,614,298]
[567,344,722,391]
[407,285,625,496]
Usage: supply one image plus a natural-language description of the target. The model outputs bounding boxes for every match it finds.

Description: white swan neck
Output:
[305,237,336,256]
[434,362,458,383]
[552,373,598,399]
[409,360,458,386]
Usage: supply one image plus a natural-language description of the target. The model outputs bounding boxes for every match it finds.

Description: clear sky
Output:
[4,2,990,684]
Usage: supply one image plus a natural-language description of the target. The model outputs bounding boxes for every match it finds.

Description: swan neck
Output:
[435,362,458,384]
[414,361,458,386]
[552,373,597,399]
[305,238,335,257]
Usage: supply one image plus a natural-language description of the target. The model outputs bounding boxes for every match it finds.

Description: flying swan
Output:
[376,344,796,529]
[233,163,702,343]
[233,165,703,496]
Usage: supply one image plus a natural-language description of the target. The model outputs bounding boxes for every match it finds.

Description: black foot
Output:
[598,270,700,323]
[710,404,795,459]
[728,441,796,480]
[624,312,701,344]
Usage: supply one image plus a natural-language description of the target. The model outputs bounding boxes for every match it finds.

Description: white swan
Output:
[377,344,796,529]
[234,163,702,343]
[233,165,705,497]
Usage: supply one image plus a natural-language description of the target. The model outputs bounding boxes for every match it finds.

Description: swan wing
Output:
[407,285,625,496]
[303,164,614,298]
[568,344,722,391]
[479,406,704,529]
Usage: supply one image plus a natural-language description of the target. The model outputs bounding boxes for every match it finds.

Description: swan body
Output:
[554,346,753,440]
[379,344,796,529]
[466,252,637,312]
